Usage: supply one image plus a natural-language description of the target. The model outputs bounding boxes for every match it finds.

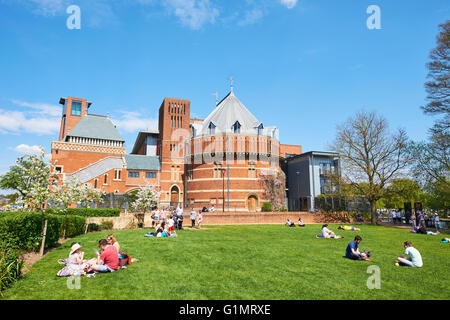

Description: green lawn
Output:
[1,224,449,300]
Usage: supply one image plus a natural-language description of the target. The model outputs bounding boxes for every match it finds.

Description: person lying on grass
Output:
[298,218,305,227]
[338,225,361,231]
[286,218,295,227]
[411,225,440,235]
[395,241,423,268]
[90,239,120,273]
[345,236,371,261]
[321,224,343,238]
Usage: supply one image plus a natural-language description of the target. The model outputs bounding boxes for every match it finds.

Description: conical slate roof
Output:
[200,90,262,136]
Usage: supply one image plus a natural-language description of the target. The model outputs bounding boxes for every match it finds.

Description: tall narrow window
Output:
[257,123,264,135]
[94,179,98,189]
[104,174,107,184]
[232,121,241,134]
[209,122,216,135]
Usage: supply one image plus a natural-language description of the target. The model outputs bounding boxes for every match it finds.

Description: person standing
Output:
[433,213,440,232]
[160,209,167,229]
[190,208,197,228]
[197,210,203,229]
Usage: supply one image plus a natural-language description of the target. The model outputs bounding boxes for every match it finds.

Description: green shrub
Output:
[99,220,114,230]
[0,246,23,295]
[0,212,61,251]
[45,208,120,218]
[87,223,100,232]
[279,206,288,212]
[261,202,273,212]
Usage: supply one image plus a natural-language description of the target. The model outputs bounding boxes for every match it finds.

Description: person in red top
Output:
[91,239,119,273]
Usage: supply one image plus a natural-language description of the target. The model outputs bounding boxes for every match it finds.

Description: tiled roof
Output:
[66,115,124,142]
[125,154,161,171]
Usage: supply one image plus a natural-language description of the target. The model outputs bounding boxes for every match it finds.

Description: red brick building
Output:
[51,89,301,211]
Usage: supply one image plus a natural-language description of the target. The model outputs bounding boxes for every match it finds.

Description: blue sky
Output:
[0,0,448,182]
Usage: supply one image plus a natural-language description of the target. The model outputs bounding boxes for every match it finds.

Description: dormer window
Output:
[257,123,264,135]
[232,121,241,134]
[209,122,216,135]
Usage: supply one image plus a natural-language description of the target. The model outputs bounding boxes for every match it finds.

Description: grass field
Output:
[1,224,448,300]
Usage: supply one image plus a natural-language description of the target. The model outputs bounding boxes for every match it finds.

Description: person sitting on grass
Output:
[286,218,295,227]
[338,225,361,231]
[107,234,120,251]
[345,236,371,261]
[297,218,305,227]
[321,224,343,238]
[67,243,90,275]
[90,239,119,273]
[395,241,423,268]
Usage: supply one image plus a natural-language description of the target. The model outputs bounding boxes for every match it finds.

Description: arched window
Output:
[209,122,216,135]
[232,121,241,134]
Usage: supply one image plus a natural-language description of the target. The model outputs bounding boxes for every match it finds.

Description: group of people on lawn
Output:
[150,205,207,233]
[63,234,128,277]
[284,219,444,268]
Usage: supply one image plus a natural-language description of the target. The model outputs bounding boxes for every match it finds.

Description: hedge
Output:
[0,212,86,252]
[261,202,273,212]
[45,208,120,218]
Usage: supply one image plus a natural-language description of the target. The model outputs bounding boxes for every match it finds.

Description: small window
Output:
[71,101,82,116]
[115,169,121,180]
[128,171,140,178]
[94,179,98,189]
[55,166,63,173]
[104,174,108,184]
[257,123,264,135]
[232,121,241,134]
[209,122,216,135]
[146,172,157,179]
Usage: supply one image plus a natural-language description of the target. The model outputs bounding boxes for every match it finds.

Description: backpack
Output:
[118,251,129,267]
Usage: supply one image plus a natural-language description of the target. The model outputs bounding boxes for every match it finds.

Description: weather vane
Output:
[228,76,234,92]
[212,92,219,106]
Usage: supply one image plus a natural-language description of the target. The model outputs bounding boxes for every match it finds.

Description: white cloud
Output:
[0,100,61,135]
[12,144,44,155]
[238,8,264,26]
[111,111,158,134]
[279,0,297,9]
[164,0,219,30]
[10,99,61,117]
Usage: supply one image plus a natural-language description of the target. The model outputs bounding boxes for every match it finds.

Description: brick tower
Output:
[58,97,91,141]
[158,98,190,208]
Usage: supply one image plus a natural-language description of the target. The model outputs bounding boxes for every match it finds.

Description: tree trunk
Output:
[370,200,378,225]
[63,209,68,239]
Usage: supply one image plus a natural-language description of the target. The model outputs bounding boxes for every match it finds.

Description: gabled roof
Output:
[66,115,124,142]
[125,155,161,171]
[200,90,262,136]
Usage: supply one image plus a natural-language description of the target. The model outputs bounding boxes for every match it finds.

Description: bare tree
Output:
[331,111,409,224]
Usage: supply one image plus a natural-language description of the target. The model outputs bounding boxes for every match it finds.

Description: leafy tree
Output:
[422,20,449,130]
[381,179,423,209]
[331,111,409,224]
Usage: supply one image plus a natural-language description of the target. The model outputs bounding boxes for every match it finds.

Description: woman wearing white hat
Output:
[67,243,88,275]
